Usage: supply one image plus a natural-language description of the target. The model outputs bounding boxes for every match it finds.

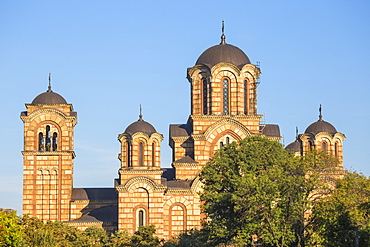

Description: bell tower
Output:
[21,79,77,221]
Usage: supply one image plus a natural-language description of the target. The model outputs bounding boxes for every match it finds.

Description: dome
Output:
[32,86,67,104]
[285,140,301,153]
[305,120,337,135]
[196,35,251,68]
[125,115,156,135]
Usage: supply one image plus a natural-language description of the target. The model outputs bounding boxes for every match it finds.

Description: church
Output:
[20,30,345,239]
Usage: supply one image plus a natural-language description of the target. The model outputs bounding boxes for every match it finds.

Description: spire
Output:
[220,20,226,45]
[319,104,322,121]
[296,126,299,138]
[139,104,143,121]
[47,73,52,92]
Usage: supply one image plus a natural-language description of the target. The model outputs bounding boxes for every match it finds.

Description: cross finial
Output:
[47,73,52,92]
[220,20,226,44]
[319,104,322,121]
[139,104,143,121]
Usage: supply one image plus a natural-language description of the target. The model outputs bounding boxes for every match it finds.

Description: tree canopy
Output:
[312,171,370,246]
[199,136,335,247]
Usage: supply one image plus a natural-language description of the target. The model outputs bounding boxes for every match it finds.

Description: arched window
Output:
[226,137,230,145]
[45,125,51,151]
[203,79,208,115]
[126,141,131,167]
[220,142,224,149]
[152,142,155,167]
[52,133,58,151]
[334,142,339,158]
[138,209,145,228]
[139,142,144,166]
[322,141,327,152]
[244,80,248,114]
[222,78,229,114]
[38,132,44,151]
[309,141,314,151]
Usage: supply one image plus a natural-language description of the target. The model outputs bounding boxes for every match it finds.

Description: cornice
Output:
[22,151,76,158]
[172,163,200,168]
[70,200,118,204]
[171,136,191,142]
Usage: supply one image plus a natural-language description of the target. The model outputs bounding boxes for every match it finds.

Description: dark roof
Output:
[32,87,67,104]
[169,124,191,138]
[162,168,175,181]
[260,124,281,137]
[196,40,251,68]
[166,180,192,189]
[71,188,117,201]
[67,205,118,223]
[285,140,301,153]
[125,115,156,135]
[305,120,337,135]
[173,156,198,164]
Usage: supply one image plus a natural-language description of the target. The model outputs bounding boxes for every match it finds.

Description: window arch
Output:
[322,141,327,152]
[138,209,145,227]
[126,141,131,167]
[244,80,248,114]
[152,142,155,167]
[203,78,208,115]
[222,78,229,114]
[52,133,58,151]
[45,125,51,151]
[334,142,339,158]
[139,142,144,166]
[38,132,44,151]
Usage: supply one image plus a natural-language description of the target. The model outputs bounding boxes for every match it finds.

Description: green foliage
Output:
[82,226,109,246]
[162,229,208,247]
[200,136,333,247]
[108,230,131,247]
[312,171,370,246]
[130,225,160,247]
[0,209,23,247]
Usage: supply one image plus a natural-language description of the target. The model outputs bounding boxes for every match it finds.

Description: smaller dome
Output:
[285,140,301,153]
[32,86,67,104]
[125,115,156,135]
[305,120,337,135]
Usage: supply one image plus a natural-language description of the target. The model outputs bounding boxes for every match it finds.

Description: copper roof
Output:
[260,124,281,137]
[196,43,251,68]
[32,87,67,104]
[125,115,156,135]
[285,140,301,153]
[305,120,337,135]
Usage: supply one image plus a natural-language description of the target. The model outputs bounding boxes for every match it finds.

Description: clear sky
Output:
[1,1,369,213]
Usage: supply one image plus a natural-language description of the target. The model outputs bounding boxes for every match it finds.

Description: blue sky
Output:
[0,1,369,213]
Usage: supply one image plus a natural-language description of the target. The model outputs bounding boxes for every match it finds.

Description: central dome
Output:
[196,35,251,68]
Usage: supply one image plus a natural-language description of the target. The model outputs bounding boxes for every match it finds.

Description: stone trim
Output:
[118,169,163,175]
[22,151,76,158]
[190,114,263,121]
[165,188,193,195]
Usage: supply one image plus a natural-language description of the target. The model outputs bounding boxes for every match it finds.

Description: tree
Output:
[108,230,131,247]
[0,209,23,247]
[200,136,334,247]
[82,226,109,247]
[312,171,370,246]
[130,225,160,247]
